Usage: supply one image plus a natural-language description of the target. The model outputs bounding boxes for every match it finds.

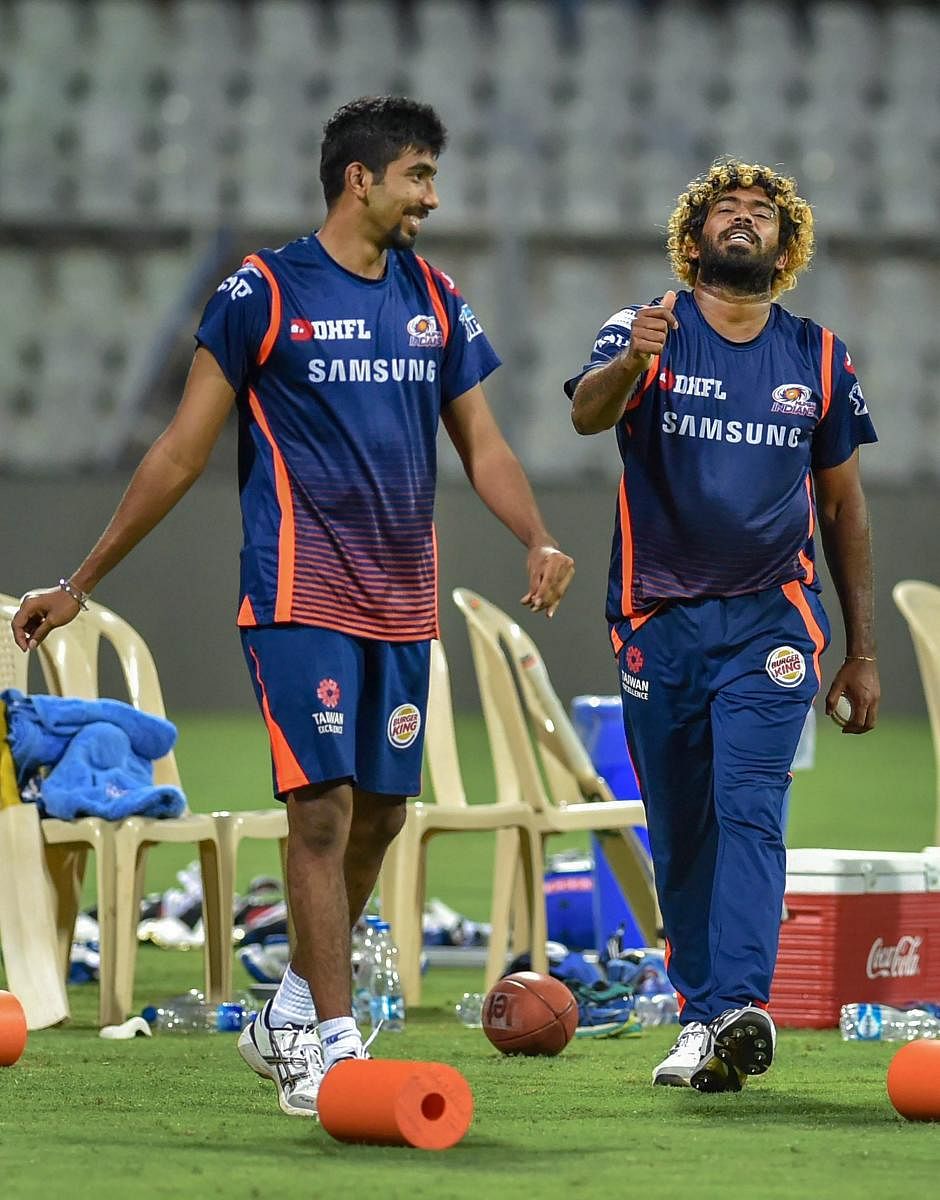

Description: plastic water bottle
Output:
[839,1003,940,1041]
[352,916,382,1027]
[142,988,254,1034]
[633,992,680,1027]
[368,920,406,1033]
[455,992,485,1027]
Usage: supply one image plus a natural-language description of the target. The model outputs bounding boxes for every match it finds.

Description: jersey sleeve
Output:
[811,338,878,470]
[563,306,642,398]
[194,263,271,393]
[430,269,501,404]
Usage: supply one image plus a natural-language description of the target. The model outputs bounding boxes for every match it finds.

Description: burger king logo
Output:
[765,645,806,689]
[387,702,421,748]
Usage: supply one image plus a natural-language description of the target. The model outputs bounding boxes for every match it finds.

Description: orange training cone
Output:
[317,1059,474,1149]
[0,991,28,1066]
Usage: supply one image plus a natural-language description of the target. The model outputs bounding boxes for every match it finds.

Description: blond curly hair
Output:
[666,158,815,298]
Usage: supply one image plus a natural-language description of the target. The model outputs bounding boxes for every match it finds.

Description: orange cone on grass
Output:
[317,1059,473,1149]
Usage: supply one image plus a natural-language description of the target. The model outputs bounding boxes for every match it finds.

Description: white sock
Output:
[269,963,317,1028]
[318,1016,362,1066]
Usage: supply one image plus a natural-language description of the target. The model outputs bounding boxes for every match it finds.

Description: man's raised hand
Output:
[624,290,679,367]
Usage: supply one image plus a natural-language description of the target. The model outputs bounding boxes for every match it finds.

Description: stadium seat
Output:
[892,581,940,844]
[379,638,543,1004]
[452,588,659,946]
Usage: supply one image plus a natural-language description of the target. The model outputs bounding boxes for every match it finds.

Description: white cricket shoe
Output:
[651,1021,708,1087]
[690,1005,776,1094]
[320,1021,381,1074]
[238,1000,324,1117]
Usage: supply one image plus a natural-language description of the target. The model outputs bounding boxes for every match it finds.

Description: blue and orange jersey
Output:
[564,290,877,631]
[196,235,500,640]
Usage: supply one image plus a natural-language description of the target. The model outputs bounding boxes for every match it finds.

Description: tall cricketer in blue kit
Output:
[567,159,879,1093]
[13,97,574,1115]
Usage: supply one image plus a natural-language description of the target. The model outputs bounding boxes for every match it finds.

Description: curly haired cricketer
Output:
[565,159,878,1093]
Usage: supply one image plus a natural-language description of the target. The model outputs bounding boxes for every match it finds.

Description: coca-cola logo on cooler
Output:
[866,935,923,979]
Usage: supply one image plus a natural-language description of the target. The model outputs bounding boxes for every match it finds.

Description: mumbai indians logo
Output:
[765,646,806,688]
[406,314,443,348]
[771,383,817,418]
[387,703,421,748]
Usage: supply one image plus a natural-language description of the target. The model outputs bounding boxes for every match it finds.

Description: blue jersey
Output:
[565,290,877,629]
[196,235,500,641]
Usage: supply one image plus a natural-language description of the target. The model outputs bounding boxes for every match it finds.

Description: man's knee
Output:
[286,783,353,857]
[350,793,407,853]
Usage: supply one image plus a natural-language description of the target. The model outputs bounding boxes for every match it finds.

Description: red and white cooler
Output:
[770,849,940,1028]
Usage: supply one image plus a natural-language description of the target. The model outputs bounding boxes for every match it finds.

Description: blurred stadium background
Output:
[2,0,938,717]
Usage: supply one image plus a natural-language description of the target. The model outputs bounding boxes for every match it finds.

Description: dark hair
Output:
[319,96,447,207]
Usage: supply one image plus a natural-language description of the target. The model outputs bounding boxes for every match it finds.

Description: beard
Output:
[383,225,418,251]
[695,230,779,295]
[381,210,427,252]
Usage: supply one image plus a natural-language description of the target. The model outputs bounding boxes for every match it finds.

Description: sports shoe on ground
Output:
[651,1021,709,1086]
[321,1022,382,1073]
[690,1005,776,1094]
[568,981,643,1039]
[238,999,324,1117]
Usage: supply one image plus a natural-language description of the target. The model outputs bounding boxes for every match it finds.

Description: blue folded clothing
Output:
[1,688,186,820]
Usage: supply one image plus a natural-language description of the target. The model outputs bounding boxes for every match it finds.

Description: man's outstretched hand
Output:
[11,588,81,651]
[521,546,575,619]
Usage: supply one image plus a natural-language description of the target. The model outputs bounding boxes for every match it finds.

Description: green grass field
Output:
[1,713,937,1199]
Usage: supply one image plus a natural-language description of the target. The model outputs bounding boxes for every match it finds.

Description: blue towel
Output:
[1,688,186,820]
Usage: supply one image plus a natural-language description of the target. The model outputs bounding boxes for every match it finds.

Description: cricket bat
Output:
[0,710,70,1029]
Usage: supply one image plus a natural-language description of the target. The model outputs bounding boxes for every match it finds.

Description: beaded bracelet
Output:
[58,578,89,611]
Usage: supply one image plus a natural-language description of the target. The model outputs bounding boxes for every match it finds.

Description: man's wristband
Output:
[844,654,877,662]
[59,578,89,611]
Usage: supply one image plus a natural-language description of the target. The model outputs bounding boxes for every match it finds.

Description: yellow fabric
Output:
[0,701,21,809]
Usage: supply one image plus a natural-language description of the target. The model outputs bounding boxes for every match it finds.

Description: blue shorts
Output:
[241,625,431,800]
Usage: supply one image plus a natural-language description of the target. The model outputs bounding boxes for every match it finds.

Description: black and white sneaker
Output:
[690,1005,776,1094]
[238,1000,324,1117]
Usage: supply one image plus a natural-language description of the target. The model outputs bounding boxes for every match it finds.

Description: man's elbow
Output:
[571,405,610,436]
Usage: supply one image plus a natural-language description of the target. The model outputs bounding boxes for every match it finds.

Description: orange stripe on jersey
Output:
[626,356,660,413]
[243,253,282,366]
[819,327,834,422]
[431,523,441,640]
[248,647,308,794]
[618,475,635,617]
[610,627,624,654]
[237,595,258,626]
[247,387,295,621]
[415,256,450,344]
[781,581,826,686]
[663,939,686,1015]
[799,476,816,585]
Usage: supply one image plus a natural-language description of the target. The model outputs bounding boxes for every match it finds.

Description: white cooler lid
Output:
[785,848,928,894]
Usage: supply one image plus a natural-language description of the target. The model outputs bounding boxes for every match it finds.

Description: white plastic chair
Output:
[893,580,940,843]
[4,596,288,1025]
[0,597,71,1028]
[453,588,660,953]
[379,639,543,1003]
